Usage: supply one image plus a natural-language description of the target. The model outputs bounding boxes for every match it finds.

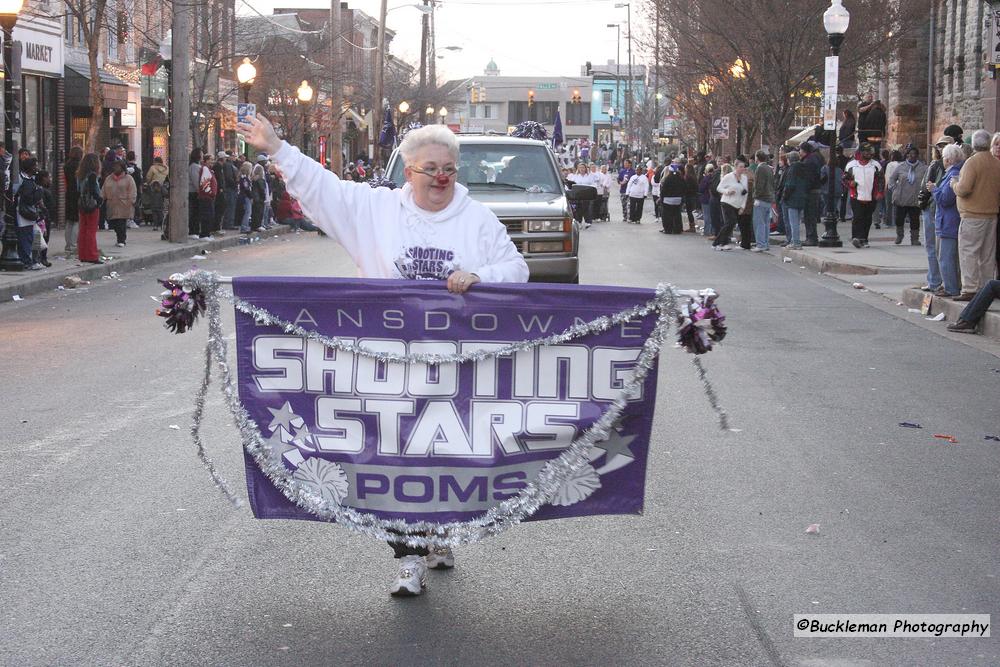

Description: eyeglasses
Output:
[409,165,458,179]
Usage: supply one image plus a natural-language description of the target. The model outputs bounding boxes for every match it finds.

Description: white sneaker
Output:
[720,244,734,251]
[426,546,455,570]
[188,234,200,240]
[115,242,126,247]
[389,555,427,597]
[751,247,766,253]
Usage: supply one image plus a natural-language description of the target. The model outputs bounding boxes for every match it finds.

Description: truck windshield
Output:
[389,143,561,194]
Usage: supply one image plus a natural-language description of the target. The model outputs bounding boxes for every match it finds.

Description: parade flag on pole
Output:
[552,110,564,149]
[378,106,396,148]
[232,277,660,525]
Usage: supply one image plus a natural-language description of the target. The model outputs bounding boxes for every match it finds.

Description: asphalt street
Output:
[2,207,999,666]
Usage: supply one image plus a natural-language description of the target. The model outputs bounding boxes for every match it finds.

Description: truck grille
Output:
[502,220,524,233]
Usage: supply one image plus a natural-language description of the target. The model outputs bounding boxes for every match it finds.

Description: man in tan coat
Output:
[951,129,1000,300]
[100,159,138,247]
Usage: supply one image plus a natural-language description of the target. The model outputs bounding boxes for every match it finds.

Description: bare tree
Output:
[64,0,111,150]
[639,0,929,149]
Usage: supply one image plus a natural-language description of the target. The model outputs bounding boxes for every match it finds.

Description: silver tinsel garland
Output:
[181,270,727,549]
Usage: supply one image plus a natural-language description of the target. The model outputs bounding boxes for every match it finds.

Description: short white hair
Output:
[399,125,459,164]
[942,143,964,166]
[971,129,991,151]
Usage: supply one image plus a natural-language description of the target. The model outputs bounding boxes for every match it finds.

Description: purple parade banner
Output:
[233,277,661,525]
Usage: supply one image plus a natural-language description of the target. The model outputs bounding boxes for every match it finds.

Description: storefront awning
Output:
[64,64,130,109]
[344,107,367,130]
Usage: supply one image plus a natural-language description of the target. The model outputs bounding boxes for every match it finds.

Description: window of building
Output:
[508,100,558,125]
[107,0,118,59]
[601,89,612,113]
[565,101,591,126]
[791,90,822,129]
[65,12,74,46]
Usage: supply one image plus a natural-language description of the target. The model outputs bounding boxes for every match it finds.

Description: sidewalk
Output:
[0,224,294,302]
[778,221,1000,340]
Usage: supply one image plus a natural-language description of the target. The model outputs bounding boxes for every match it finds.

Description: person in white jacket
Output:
[238,115,528,293]
[625,169,650,223]
[712,161,749,250]
[238,115,529,598]
[566,161,598,228]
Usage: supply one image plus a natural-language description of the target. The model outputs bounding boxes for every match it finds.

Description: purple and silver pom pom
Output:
[369,177,398,190]
[155,272,207,334]
[509,121,549,141]
[677,293,726,354]
[400,122,424,140]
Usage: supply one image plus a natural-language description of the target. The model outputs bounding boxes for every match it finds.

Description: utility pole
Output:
[329,0,343,174]
[419,0,428,92]
[626,2,632,149]
[167,0,191,243]
[428,0,436,90]
[653,6,659,144]
[373,0,387,166]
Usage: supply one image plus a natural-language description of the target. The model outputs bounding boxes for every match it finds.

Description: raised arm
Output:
[238,114,378,253]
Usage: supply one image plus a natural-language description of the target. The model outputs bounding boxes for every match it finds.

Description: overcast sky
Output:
[239,0,646,81]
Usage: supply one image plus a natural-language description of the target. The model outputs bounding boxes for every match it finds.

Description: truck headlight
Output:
[526,241,565,253]
[527,220,563,232]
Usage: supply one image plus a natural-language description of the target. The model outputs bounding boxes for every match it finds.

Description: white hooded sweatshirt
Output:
[271,141,529,283]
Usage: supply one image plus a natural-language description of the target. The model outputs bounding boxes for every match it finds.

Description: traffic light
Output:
[470,86,479,104]
[479,86,486,102]
[585,61,592,76]
[528,89,535,107]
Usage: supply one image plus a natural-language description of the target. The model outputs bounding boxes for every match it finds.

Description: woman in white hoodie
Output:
[238,115,529,597]
[238,115,528,292]
[712,160,749,250]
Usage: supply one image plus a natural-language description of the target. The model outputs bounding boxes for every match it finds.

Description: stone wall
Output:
[928,0,987,139]
[886,0,995,149]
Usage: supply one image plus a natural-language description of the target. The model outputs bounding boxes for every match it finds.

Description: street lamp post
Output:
[397,100,410,133]
[820,0,849,248]
[606,23,620,146]
[438,106,447,125]
[297,79,314,158]
[237,57,256,104]
[615,2,632,148]
[0,0,24,272]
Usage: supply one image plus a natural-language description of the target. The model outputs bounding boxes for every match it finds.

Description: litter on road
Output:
[12,294,22,301]
[925,313,945,321]
[805,524,820,534]
[985,435,1000,441]
[933,434,958,444]
[899,422,923,429]
[852,282,865,289]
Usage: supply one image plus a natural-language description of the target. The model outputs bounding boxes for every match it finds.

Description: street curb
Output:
[779,247,923,276]
[780,248,878,275]
[0,226,294,303]
[901,287,1000,341]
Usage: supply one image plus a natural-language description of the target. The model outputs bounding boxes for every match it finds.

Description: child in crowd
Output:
[33,170,53,267]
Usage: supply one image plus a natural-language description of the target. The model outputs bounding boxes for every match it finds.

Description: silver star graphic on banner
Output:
[267,401,303,433]
[265,431,299,465]
[291,424,317,452]
[594,429,637,462]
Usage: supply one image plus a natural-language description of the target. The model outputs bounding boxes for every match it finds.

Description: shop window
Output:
[508,101,558,125]
[22,75,39,159]
[565,101,591,126]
